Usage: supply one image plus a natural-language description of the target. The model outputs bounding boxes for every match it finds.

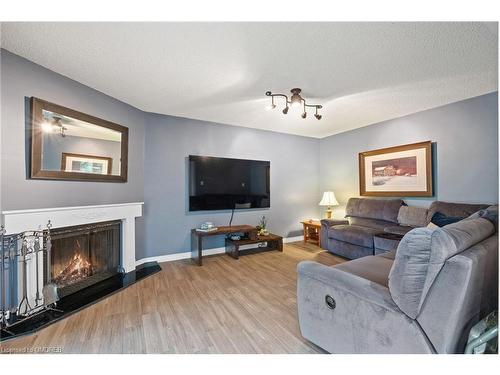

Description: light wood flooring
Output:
[1,242,345,354]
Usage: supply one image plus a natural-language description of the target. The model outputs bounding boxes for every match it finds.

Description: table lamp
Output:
[319,191,339,219]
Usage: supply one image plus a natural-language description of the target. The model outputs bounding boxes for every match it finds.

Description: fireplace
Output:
[47,220,121,298]
[1,202,163,341]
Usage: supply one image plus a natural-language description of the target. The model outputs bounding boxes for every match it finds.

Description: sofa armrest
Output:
[320,219,348,250]
[297,260,398,311]
[320,219,349,228]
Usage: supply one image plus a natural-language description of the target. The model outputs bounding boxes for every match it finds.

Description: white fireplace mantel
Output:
[2,202,143,273]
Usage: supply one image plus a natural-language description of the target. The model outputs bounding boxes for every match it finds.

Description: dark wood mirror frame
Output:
[30,97,129,183]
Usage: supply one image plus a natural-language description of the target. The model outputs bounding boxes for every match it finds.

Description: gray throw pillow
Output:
[397,206,429,227]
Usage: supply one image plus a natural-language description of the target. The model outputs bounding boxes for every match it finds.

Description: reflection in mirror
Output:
[31,97,128,182]
[40,110,122,176]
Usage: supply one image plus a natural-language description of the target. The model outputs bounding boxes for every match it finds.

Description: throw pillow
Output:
[430,212,465,227]
[426,222,439,230]
[397,206,429,227]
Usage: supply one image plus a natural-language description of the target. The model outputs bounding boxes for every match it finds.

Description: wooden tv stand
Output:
[190,225,257,266]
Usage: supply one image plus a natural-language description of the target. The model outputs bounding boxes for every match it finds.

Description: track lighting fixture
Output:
[41,116,67,137]
[266,95,276,110]
[265,88,322,120]
[314,106,322,120]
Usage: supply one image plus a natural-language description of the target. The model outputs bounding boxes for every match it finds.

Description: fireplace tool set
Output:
[0,221,58,336]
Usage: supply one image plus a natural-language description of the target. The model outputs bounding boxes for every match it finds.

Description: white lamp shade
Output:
[319,191,339,206]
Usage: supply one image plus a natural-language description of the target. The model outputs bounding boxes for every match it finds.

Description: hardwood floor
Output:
[1,242,345,354]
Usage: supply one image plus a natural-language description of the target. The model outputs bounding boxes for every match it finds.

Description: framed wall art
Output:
[359,141,433,197]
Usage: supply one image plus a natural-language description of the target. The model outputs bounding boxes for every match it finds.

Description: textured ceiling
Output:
[1,22,497,138]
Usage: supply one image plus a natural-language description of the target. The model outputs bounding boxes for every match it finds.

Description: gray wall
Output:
[1,49,498,261]
[42,133,122,175]
[142,114,320,259]
[0,49,320,261]
[319,92,499,218]
[0,49,145,211]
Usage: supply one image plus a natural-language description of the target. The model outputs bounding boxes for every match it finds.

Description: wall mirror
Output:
[30,98,128,182]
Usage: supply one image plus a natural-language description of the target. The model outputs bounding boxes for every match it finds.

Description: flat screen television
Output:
[189,155,270,211]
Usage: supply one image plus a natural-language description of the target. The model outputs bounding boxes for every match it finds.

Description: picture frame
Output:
[359,141,433,197]
[61,152,113,175]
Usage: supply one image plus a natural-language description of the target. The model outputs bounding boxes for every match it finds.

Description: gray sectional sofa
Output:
[320,198,403,259]
[321,198,489,260]
[298,204,498,353]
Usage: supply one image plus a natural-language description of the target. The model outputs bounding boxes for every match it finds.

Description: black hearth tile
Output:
[0,262,161,343]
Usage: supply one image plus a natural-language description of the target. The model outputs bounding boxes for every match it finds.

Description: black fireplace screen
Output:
[46,220,121,297]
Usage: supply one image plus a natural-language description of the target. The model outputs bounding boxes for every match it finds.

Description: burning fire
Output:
[54,253,93,286]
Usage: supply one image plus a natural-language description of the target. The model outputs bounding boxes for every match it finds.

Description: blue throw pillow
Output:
[431,212,465,227]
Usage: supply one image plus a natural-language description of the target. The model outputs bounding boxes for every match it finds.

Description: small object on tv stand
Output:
[256,215,268,236]
[200,221,215,230]
[195,227,218,233]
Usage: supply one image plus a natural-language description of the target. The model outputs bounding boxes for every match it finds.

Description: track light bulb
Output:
[282,106,289,114]
[301,112,307,119]
[314,114,322,120]
[41,121,53,133]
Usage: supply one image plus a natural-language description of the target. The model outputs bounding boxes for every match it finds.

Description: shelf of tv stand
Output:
[190,225,257,266]
[225,233,283,260]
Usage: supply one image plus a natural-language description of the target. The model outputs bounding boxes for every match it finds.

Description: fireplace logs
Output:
[53,253,93,287]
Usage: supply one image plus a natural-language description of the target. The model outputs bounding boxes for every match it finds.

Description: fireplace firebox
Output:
[47,220,121,298]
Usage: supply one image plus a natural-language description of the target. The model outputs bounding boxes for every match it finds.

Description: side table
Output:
[300,220,322,247]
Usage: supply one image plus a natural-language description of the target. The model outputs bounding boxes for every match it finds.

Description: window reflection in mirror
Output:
[40,110,122,176]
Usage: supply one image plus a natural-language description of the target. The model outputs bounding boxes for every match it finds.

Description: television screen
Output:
[189,155,270,211]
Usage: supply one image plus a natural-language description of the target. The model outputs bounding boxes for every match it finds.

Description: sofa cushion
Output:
[334,255,394,287]
[345,198,403,224]
[383,225,413,236]
[328,225,381,248]
[349,216,397,231]
[374,233,403,253]
[426,201,489,224]
[421,217,495,303]
[397,206,428,227]
[389,218,495,319]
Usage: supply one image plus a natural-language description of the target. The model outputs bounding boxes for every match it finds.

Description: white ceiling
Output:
[1,22,497,138]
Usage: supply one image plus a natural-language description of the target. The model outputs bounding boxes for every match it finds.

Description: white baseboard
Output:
[283,235,303,243]
[136,247,226,266]
[135,235,304,266]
